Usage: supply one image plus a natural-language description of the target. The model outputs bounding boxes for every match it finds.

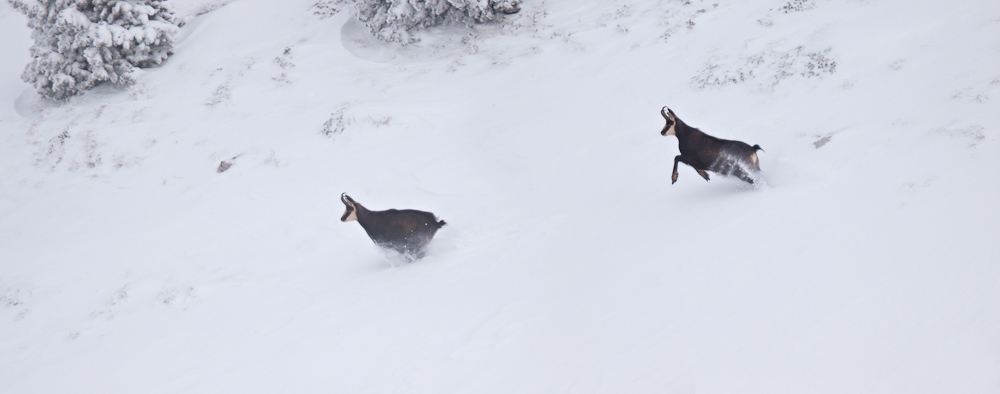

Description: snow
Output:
[1,0,999,392]
[59,7,93,28]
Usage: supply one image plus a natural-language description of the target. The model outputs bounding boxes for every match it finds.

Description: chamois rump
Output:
[340,193,446,260]
[660,106,763,185]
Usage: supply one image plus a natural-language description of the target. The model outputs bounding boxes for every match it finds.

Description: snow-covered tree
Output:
[9,0,177,100]
[356,0,521,44]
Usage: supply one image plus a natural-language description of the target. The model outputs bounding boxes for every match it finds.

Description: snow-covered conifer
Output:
[9,0,177,100]
[355,0,521,44]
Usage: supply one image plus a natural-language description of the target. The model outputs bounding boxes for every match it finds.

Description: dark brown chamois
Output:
[340,193,446,260]
[660,106,763,185]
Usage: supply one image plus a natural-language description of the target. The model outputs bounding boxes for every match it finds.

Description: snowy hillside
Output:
[2,0,999,392]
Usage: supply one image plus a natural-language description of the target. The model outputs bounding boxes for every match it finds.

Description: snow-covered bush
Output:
[9,0,177,100]
[691,46,837,90]
[356,0,521,44]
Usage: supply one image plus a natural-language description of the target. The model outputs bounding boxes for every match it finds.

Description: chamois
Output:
[340,193,446,260]
[660,106,763,185]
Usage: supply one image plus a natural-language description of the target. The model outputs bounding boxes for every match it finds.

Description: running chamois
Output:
[340,193,446,260]
[660,106,763,185]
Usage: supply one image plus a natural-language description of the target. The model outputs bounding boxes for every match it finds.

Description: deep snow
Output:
[1,0,999,393]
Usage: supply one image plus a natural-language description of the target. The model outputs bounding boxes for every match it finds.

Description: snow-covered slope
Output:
[2,0,999,392]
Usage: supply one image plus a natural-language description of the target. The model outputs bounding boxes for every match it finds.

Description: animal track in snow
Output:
[0,283,30,309]
[157,286,196,309]
[776,0,816,13]
[206,79,232,107]
[90,284,131,320]
[933,125,987,148]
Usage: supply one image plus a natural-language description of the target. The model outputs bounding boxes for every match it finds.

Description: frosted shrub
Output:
[356,0,521,44]
[9,0,177,100]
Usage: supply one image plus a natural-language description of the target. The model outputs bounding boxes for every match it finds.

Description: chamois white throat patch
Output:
[341,207,357,222]
[664,123,677,136]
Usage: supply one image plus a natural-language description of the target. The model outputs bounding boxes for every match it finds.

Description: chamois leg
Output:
[673,155,710,184]
[671,155,682,184]
[734,170,755,184]
[696,169,711,181]
[731,165,756,184]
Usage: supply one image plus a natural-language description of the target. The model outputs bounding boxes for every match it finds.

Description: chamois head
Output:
[340,193,358,222]
[660,106,677,136]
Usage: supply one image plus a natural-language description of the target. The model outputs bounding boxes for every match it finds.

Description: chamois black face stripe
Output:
[661,119,675,135]
[340,206,354,222]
